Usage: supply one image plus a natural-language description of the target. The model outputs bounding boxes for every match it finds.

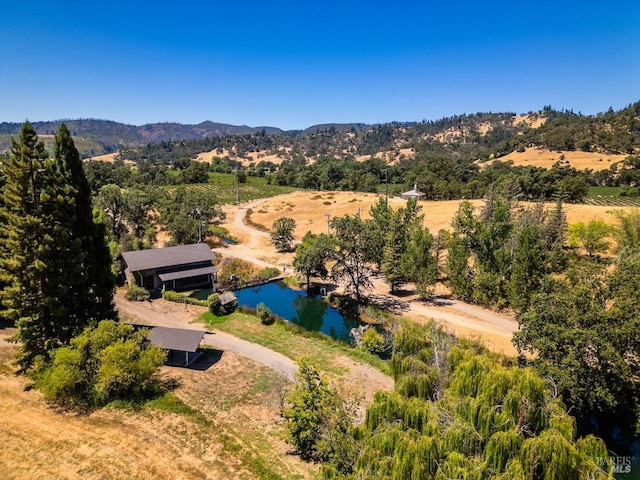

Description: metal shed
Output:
[147,326,206,367]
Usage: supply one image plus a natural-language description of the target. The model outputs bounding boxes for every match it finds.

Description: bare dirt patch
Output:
[84,152,136,165]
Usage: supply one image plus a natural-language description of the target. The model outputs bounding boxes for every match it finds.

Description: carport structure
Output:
[147,327,205,367]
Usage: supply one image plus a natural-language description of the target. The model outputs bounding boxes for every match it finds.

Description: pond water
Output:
[202,281,361,340]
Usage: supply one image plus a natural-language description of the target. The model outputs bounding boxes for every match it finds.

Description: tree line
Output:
[284,188,640,460]
[0,122,165,408]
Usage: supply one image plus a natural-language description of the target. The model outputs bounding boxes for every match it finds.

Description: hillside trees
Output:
[0,122,115,370]
[158,186,225,244]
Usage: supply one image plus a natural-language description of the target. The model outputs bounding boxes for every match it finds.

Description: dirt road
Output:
[114,291,297,378]
[217,194,520,356]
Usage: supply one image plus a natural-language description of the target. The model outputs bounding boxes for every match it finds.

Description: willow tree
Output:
[321,322,612,479]
[0,122,114,371]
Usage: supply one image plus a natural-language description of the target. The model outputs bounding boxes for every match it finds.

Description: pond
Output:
[197,281,362,340]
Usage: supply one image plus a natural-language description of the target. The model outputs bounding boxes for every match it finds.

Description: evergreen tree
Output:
[53,124,115,325]
[507,224,547,311]
[406,225,437,299]
[382,199,422,293]
[0,122,114,371]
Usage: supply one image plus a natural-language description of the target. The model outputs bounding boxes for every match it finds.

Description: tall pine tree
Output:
[0,122,114,371]
[53,124,115,324]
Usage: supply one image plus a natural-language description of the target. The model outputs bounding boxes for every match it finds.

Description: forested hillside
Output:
[2,101,638,161]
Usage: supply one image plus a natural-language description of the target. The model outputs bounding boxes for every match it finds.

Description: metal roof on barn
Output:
[147,327,205,353]
[121,243,215,272]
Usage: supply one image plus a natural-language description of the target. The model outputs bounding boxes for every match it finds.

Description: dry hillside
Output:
[494,147,628,171]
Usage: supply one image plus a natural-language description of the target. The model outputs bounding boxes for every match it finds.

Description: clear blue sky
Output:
[1,1,638,130]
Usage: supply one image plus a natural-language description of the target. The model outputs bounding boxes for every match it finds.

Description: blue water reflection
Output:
[234,281,361,340]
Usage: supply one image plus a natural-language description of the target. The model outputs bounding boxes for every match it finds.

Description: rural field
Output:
[212,190,628,356]
[237,190,626,246]
[0,321,317,480]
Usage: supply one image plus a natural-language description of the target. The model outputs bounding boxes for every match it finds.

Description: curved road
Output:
[114,291,297,378]
[217,195,519,353]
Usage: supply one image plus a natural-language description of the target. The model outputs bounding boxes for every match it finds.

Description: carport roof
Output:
[147,327,205,353]
[158,265,218,282]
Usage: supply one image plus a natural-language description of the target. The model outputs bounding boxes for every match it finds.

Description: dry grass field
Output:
[244,191,626,241]
[0,326,316,480]
[494,147,628,171]
[195,149,291,166]
[85,152,136,165]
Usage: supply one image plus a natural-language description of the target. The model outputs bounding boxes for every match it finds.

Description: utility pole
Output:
[383,169,389,206]
[325,213,331,234]
[236,168,240,205]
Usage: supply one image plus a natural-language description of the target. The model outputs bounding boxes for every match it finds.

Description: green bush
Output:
[360,327,385,355]
[256,302,275,325]
[208,294,222,314]
[34,320,166,409]
[162,290,207,306]
[255,267,280,281]
[125,286,150,301]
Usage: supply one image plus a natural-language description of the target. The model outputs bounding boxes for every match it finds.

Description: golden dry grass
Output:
[195,149,290,166]
[0,329,316,480]
[494,147,627,171]
[513,114,547,128]
[245,191,625,241]
[85,152,136,165]
[355,147,415,164]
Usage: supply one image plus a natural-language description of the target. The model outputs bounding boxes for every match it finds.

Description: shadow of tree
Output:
[366,294,410,314]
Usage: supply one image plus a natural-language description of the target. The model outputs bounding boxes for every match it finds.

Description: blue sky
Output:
[1,1,638,130]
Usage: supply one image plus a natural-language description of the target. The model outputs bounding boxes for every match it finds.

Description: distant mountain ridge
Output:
[1,101,638,162]
[0,119,286,151]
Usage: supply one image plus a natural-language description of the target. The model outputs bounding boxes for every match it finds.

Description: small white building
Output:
[400,183,426,201]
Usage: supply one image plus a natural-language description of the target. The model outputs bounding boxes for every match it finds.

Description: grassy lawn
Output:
[164,174,298,205]
[200,311,389,375]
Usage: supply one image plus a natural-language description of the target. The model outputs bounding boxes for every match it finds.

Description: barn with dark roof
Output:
[121,243,218,291]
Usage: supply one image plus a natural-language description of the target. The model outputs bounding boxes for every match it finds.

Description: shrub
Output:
[34,320,166,409]
[162,290,207,306]
[360,327,385,355]
[208,294,222,314]
[256,302,275,325]
[126,286,150,301]
[255,267,280,281]
[283,359,357,469]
